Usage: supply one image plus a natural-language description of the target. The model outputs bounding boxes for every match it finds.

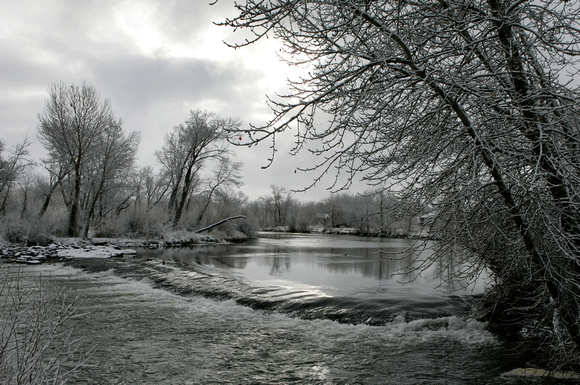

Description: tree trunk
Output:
[38,179,62,219]
[82,189,102,239]
[195,187,217,225]
[19,185,28,219]
[167,185,179,220]
[486,0,580,348]
[0,185,10,214]
[68,171,81,237]
[173,164,195,227]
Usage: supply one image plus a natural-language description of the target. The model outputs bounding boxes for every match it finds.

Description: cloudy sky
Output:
[1,0,366,201]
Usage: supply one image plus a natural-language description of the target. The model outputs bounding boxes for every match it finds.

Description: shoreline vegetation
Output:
[0,225,439,266]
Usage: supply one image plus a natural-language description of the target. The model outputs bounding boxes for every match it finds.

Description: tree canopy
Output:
[37,82,139,237]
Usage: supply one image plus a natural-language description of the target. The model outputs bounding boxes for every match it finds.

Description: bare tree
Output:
[0,139,32,215]
[156,109,241,227]
[37,155,70,219]
[195,157,243,225]
[37,82,137,237]
[0,268,87,384]
[221,0,580,367]
[265,185,293,228]
[137,166,171,211]
[37,82,112,236]
[80,121,139,238]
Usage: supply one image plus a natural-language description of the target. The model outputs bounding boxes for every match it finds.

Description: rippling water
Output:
[1,233,555,384]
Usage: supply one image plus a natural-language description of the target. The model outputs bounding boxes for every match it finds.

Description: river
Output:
[2,232,556,384]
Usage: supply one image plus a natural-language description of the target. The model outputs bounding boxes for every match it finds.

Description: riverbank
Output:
[262,226,440,240]
[0,231,246,265]
[0,240,138,264]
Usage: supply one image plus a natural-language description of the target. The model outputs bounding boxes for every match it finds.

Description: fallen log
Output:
[195,215,246,233]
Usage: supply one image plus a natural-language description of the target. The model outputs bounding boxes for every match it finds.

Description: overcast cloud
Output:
[0,0,365,201]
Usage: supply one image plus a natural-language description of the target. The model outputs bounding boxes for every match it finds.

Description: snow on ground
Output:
[1,241,137,264]
[56,246,137,259]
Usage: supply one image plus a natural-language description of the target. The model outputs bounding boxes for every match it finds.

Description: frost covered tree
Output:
[0,139,31,215]
[0,268,87,384]
[37,82,139,237]
[194,157,244,226]
[220,0,580,367]
[79,120,139,238]
[156,109,241,227]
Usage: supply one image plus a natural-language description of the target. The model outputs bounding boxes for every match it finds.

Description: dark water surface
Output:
[4,233,555,384]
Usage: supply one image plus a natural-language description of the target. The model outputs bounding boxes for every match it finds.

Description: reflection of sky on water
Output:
[158,232,486,296]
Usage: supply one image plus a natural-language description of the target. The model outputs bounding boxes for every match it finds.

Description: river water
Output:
[3,233,556,384]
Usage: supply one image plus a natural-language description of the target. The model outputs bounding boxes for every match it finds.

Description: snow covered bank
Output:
[0,231,245,265]
[0,240,137,264]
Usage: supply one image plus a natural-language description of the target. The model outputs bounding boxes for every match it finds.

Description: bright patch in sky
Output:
[0,0,360,200]
[114,2,165,57]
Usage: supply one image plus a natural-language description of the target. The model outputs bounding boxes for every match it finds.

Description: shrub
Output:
[0,215,54,246]
[0,268,89,384]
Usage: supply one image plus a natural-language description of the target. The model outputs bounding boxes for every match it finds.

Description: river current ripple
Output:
[4,233,551,384]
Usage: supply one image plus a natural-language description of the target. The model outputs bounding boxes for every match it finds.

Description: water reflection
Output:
[262,255,292,275]
[140,232,482,294]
